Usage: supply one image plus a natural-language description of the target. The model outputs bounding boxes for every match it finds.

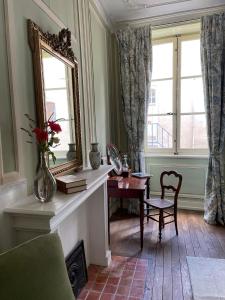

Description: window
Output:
[146,34,208,154]
[149,88,156,105]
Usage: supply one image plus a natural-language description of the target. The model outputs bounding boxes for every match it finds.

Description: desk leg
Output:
[146,177,150,199]
[120,198,123,210]
[139,193,144,250]
[146,178,150,223]
[108,196,110,245]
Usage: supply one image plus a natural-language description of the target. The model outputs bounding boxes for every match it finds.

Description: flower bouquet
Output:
[21,114,62,202]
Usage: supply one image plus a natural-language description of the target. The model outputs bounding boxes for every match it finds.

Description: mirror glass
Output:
[41,49,76,167]
[106,144,123,175]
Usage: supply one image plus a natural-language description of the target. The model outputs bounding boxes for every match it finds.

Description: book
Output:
[131,172,151,178]
[56,174,86,189]
[58,184,87,194]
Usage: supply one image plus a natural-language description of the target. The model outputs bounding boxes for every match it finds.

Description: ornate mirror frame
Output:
[27,19,82,176]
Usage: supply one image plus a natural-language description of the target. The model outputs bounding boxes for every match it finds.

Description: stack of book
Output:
[56,174,87,194]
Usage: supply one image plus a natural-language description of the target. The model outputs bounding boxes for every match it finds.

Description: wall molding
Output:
[32,0,78,45]
[77,0,97,165]
[89,1,108,30]
[147,163,207,170]
[3,0,23,181]
[90,0,113,32]
[89,1,112,149]
[151,191,204,200]
[115,4,225,29]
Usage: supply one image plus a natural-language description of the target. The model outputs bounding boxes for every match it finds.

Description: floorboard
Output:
[110,210,225,300]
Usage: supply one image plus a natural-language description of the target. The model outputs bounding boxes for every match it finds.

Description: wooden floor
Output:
[110,210,225,300]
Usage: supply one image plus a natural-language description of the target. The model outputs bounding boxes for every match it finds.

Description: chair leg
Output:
[147,204,150,223]
[174,208,178,235]
[159,209,163,242]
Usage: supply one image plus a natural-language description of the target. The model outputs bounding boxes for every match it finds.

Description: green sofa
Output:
[0,233,75,300]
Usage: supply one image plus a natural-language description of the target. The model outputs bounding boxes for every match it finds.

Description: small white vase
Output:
[89,143,101,170]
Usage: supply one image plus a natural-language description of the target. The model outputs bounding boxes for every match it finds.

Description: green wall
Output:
[90,5,111,156]
[146,156,207,195]
[0,0,16,173]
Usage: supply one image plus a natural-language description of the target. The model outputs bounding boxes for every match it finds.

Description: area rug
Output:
[187,256,225,300]
[78,256,150,300]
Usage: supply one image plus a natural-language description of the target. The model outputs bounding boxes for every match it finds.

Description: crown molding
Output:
[32,0,78,44]
[115,4,225,29]
[89,0,114,32]
[122,0,191,9]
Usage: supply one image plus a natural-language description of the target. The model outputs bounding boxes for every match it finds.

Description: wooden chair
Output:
[144,171,182,242]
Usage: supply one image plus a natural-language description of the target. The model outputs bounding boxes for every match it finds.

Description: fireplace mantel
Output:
[5,165,113,266]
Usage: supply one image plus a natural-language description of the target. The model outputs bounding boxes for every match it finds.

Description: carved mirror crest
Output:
[28,19,82,176]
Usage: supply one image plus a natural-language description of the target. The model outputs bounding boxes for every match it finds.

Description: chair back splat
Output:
[160,171,182,204]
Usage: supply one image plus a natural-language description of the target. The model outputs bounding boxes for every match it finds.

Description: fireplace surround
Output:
[5,166,113,267]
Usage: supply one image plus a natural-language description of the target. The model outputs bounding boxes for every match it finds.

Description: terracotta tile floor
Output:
[78,256,150,300]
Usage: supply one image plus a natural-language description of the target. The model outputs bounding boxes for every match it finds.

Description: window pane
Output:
[152,43,173,80]
[42,50,67,89]
[147,116,173,148]
[148,80,173,115]
[181,39,201,77]
[45,90,70,120]
[180,115,207,149]
[45,90,75,151]
[181,77,205,113]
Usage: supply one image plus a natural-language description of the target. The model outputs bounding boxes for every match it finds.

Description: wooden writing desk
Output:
[107,176,150,249]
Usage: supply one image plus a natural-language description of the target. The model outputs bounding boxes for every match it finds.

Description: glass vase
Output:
[34,152,56,203]
[122,154,129,177]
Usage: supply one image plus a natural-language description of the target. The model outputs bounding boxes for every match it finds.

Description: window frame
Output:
[145,33,208,156]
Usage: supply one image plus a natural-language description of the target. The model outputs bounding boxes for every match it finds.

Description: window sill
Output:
[144,153,208,159]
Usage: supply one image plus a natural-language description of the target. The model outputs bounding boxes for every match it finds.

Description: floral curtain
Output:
[201,12,225,225]
[116,26,152,214]
[117,26,152,173]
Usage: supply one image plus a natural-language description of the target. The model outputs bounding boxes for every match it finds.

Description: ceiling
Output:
[99,0,225,24]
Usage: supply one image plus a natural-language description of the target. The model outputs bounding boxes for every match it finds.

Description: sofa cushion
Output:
[0,233,75,300]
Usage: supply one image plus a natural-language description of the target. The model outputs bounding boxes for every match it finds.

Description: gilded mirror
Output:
[28,20,82,176]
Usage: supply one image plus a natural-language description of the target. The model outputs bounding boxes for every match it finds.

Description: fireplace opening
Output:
[66,240,88,297]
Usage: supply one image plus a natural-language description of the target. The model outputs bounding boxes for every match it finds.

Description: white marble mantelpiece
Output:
[5,165,113,266]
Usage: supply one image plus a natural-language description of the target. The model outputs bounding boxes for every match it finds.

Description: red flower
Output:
[33,128,48,143]
[48,121,62,133]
